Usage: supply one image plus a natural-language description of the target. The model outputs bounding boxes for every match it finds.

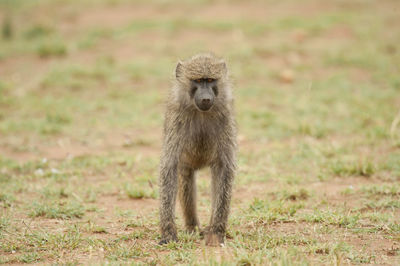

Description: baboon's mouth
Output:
[195,104,213,112]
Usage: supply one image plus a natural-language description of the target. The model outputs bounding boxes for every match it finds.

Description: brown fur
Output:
[159,53,236,246]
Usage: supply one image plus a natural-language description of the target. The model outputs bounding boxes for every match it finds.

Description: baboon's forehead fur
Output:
[177,53,227,81]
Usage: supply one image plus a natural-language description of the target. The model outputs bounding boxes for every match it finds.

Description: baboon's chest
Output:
[180,119,219,168]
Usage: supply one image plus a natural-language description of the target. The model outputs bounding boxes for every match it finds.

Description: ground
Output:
[0,0,399,264]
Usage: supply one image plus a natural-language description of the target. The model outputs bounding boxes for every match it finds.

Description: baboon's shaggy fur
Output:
[159,53,236,246]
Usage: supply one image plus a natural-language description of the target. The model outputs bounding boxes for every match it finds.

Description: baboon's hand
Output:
[204,232,224,247]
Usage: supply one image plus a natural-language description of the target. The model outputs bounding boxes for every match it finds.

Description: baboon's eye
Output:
[195,79,202,83]
[207,78,214,83]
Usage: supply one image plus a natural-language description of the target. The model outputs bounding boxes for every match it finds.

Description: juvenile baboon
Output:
[159,53,236,246]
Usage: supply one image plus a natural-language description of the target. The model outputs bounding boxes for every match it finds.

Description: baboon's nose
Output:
[196,97,213,111]
[202,98,211,104]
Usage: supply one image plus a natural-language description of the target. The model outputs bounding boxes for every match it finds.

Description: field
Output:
[1,0,400,264]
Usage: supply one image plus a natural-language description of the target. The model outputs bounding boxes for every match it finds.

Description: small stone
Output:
[34,168,44,177]
[51,168,60,174]
[279,69,295,83]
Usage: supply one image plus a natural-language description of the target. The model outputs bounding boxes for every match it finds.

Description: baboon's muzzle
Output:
[192,81,215,112]
[195,93,214,111]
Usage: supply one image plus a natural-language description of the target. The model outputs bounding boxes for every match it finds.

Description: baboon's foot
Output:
[185,224,200,234]
[158,234,178,245]
[159,230,178,245]
[204,232,224,247]
[199,226,210,239]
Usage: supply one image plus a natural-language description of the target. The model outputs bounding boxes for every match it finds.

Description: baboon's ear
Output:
[175,61,183,78]
[217,60,227,75]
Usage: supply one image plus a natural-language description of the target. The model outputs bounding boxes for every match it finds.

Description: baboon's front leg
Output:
[178,166,200,233]
[159,157,178,244]
[206,159,234,246]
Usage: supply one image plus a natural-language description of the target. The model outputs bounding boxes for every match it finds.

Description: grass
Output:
[0,0,399,264]
[330,159,376,177]
[29,201,86,219]
[123,184,157,199]
[36,41,67,58]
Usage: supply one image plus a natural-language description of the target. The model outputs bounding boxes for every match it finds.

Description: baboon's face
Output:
[190,78,218,112]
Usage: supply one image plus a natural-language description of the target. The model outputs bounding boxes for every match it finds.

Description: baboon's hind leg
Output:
[178,166,200,233]
[205,160,234,246]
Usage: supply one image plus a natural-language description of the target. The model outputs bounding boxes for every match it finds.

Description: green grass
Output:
[29,201,86,219]
[330,159,376,177]
[23,24,54,40]
[0,0,399,264]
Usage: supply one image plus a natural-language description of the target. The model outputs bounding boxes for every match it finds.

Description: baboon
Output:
[159,53,236,246]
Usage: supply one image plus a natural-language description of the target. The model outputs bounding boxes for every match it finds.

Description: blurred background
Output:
[0,0,399,264]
